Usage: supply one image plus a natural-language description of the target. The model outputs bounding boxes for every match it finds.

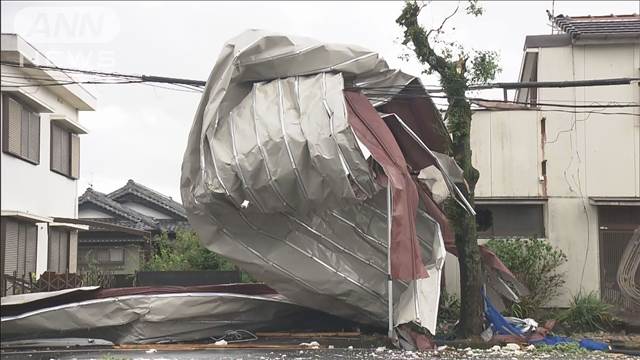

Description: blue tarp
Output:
[483,293,610,351]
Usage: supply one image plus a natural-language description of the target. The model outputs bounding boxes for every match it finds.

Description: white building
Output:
[1,34,96,292]
[445,15,640,309]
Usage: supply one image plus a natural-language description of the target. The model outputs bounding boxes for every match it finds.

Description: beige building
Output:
[445,15,640,308]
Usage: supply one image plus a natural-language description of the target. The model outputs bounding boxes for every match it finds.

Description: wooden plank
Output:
[114,343,323,350]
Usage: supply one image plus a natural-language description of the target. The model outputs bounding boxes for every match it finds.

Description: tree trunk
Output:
[452,208,483,337]
[448,95,484,338]
[396,1,492,338]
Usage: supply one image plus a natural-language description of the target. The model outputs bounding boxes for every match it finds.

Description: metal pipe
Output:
[386,178,393,339]
[469,77,637,90]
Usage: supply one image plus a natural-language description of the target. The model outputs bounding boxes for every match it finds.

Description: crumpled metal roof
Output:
[180,30,521,346]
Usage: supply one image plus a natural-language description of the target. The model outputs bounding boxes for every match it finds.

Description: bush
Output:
[437,291,460,336]
[559,292,615,332]
[485,238,567,318]
[80,257,115,287]
[143,230,237,272]
[438,291,461,322]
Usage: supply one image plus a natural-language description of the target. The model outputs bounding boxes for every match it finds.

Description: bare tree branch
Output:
[427,1,461,39]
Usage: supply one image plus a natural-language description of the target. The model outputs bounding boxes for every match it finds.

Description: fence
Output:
[1,272,35,296]
[2,270,244,297]
[1,269,114,297]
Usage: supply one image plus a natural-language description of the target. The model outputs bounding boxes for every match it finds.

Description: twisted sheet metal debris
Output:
[180,30,522,346]
[1,285,353,344]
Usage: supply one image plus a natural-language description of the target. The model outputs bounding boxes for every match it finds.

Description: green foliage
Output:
[469,50,501,85]
[80,255,115,287]
[534,342,588,354]
[559,292,615,332]
[485,238,567,318]
[437,292,461,337]
[439,291,461,323]
[465,0,484,16]
[143,230,236,272]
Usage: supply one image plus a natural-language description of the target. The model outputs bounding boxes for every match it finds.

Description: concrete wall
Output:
[535,43,639,305]
[445,41,640,306]
[472,110,542,198]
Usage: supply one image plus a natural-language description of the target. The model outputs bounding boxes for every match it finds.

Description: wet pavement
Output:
[1,348,637,360]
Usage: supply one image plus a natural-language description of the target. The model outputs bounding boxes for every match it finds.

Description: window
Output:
[78,247,125,265]
[1,218,38,276]
[109,248,125,263]
[48,228,70,273]
[515,52,538,107]
[476,204,545,238]
[50,122,80,178]
[1,94,40,164]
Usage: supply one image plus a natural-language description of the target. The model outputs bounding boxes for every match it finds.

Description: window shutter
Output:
[3,220,19,275]
[50,124,62,173]
[60,129,70,175]
[17,223,26,276]
[28,113,40,163]
[1,219,5,276]
[48,230,60,273]
[60,230,69,272]
[70,134,80,179]
[25,225,37,274]
[3,96,22,155]
[20,109,29,158]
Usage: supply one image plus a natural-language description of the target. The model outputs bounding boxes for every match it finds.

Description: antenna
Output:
[551,0,556,34]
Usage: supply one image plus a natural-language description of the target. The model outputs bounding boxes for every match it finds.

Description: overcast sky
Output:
[2,1,638,201]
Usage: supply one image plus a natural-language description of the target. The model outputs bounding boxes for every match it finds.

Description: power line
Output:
[1,70,204,93]
[356,76,640,92]
[469,77,639,90]
[1,79,145,88]
[1,61,206,88]
[479,107,639,117]
[5,60,639,92]
[2,61,639,111]
[366,94,639,111]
